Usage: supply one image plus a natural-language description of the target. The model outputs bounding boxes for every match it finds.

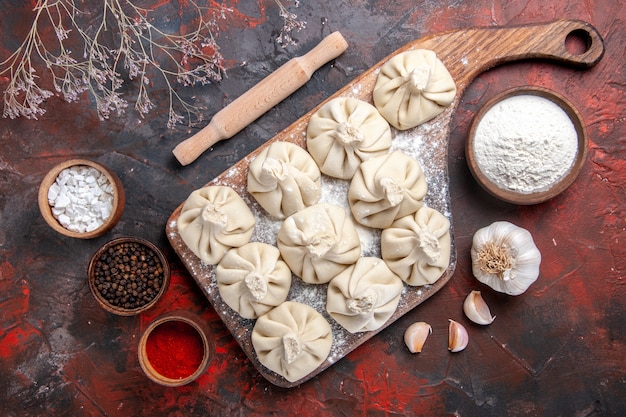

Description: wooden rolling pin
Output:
[173,32,349,166]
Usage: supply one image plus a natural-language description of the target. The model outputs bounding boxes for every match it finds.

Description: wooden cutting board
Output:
[166,19,604,387]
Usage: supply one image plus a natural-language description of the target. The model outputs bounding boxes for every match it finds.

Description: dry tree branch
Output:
[0,0,305,127]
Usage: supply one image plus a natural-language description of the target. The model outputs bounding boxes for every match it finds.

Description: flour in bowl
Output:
[472,94,578,194]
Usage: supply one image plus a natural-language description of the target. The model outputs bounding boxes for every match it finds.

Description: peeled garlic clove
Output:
[463,290,495,325]
[448,319,469,352]
[404,321,432,353]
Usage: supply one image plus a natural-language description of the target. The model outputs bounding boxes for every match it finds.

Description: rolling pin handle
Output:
[298,31,349,77]
[173,123,227,166]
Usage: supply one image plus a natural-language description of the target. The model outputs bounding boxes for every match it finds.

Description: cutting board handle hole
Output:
[565,29,593,55]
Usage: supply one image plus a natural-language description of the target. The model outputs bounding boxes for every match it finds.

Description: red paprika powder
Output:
[145,320,205,380]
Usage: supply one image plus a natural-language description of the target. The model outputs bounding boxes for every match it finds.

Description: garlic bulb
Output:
[404,321,432,353]
[463,290,495,325]
[448,319,468,352]
[471,221,541,296]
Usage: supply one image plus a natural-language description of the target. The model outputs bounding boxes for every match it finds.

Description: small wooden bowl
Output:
[466,86,587,205]
[38,159,125,238]
[138,313,213,387]
[88,237,170,316]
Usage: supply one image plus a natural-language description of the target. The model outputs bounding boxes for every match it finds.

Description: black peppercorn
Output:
[92,240,166,311]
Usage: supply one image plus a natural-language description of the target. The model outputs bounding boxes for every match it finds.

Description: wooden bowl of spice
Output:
[466,86,587,205]
[88,237,170,316]
[38,159,125,238]
[138,313,213,387]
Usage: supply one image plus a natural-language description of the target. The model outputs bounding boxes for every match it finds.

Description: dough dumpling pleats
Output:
[326,257,403,333]
[373,49,456,130]
[247,141,321,219]
[216,243,292,319]
[252,301,332,383]
[348,150,427,229]
[306,97,392,179]
[277,203,361,284]
[381,206,451,286]
[177,186,255,265]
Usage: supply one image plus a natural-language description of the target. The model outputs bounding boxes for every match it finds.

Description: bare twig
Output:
[0,0,305,127]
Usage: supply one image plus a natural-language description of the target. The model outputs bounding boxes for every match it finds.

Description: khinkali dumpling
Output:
[381,206,451,286]
[373,49,456,130]
[215,242,292,319]
[251,301,332,383]
[177,186,255,265]
[348,150,427,229]
[277,203,361,284]
[326,257,403,333]
[306,97,392,179]
[247,141,321,219]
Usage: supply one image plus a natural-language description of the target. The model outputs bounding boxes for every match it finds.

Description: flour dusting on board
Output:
[166,97,456,387]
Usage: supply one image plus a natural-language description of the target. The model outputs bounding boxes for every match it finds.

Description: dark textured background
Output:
[1,1,624,415]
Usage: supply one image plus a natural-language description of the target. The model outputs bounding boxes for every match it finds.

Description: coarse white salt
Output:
[48,165,115,233]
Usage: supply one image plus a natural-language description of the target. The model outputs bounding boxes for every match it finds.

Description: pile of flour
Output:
[472,94,578,194]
